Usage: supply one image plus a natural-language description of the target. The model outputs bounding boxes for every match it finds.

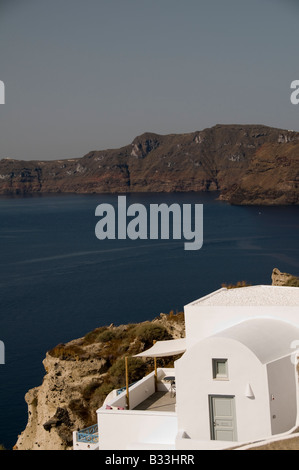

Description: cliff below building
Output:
[14,312,185,451]
[1,124,299,205]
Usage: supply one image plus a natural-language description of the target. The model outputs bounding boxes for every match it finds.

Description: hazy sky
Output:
[0,0,299,160]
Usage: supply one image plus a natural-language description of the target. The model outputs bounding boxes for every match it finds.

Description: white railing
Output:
[96,368,177,450]
[74,368,177,450]
[98,409,177,450]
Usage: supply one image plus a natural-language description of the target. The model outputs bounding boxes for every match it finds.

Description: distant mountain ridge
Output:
[1,124,299,205]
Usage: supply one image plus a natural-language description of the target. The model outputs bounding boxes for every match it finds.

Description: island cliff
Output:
[1,124,299,205]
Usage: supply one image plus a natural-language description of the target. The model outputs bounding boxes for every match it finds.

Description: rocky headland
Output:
[1,124,299,205]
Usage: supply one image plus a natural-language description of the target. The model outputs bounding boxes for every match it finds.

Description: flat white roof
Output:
[214,318,299,364]
[189,285,299,307]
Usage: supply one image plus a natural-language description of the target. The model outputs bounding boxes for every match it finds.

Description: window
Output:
[212,359,228,380]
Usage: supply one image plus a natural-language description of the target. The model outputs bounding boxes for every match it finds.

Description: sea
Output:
[0,192,299,449]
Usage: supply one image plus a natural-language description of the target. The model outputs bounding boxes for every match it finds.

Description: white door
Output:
[210,396,237,441]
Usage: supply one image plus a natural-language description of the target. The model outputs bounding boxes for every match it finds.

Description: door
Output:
[209,395,237,441]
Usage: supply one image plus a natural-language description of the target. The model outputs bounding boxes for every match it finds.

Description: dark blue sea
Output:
[0,192,298,449]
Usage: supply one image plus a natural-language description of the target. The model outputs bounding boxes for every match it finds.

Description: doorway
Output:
[209,395,237,441]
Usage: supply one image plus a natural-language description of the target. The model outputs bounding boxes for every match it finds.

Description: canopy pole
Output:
[125,356,130,410]
[153,340,158,391]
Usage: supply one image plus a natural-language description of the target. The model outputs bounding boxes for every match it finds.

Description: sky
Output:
[0,0,299,160]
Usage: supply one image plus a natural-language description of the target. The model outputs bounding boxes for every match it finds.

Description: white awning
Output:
[134,338,186,358]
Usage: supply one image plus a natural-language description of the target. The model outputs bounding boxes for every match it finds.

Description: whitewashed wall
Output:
[184,305,299,348]
[97,410,177,450]
[175,336,271,443]
[267,355,298,434]
[103,371,156,410]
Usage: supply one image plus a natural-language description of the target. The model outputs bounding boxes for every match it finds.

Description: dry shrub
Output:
[82,380,104,400]
[48,344,88,361]
[133,323,172,349]
[83,327,108,345]
[221,281,251,289]
[69,399,91,423]
[109,357,148,388]
[91,383,116,406]
[166,310,185,324]
[96,330,117,343]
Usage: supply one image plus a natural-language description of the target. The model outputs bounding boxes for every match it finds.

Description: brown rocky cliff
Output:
[1,124,298,204]
[14,312,185,451]
[272,268,299,287]
[220,135,299,205]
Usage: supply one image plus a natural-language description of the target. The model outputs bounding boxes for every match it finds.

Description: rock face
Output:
[14,313,185,451]
[1,124,299,205]
[272,268,299,287]
[14,353,107,450]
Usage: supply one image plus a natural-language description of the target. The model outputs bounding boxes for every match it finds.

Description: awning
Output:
[134,338,186,358]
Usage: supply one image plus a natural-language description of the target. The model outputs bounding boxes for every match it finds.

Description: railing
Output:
[116,382,137,395]
[77,424,99,444]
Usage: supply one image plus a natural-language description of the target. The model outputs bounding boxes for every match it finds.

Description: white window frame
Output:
[212,358,229,380]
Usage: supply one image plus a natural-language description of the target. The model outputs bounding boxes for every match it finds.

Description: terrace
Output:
[74,367,178,450]
[97,368,178,450]
[134,391,176,413]
[74,339,186,450]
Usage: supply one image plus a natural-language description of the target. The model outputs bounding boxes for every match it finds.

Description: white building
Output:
[74,285,299,450]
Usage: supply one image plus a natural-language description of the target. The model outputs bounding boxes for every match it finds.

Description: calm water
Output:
[0,192,299,449]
